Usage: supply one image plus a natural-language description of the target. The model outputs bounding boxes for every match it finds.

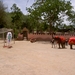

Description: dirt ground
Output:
[0,40,75,75]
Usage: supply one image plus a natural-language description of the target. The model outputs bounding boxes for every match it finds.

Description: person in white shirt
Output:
[6,31,12,47]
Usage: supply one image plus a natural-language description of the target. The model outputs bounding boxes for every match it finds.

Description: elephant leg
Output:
[60,42,63,48]
[63,43,65,48]
[61,43,63,48]
[70,45,72,49]
[58,43,61,48]
[63,44,65,48]
[61,42,65,48]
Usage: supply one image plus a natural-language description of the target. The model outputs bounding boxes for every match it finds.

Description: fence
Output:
[28,33,75,41]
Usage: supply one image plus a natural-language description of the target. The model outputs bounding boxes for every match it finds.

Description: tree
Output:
[0,0,6,28]
[27,0,75,34]
[11,4,23,37]
[21,15,36,32]
[4,12,12,28]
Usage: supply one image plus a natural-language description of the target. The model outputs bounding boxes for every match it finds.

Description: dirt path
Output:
[0,41,75,75]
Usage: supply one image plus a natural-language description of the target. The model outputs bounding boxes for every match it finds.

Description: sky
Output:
[3,0,35,15]
[3,0,75,15]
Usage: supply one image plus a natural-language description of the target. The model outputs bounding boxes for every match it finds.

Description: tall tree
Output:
[0,0,6,28]
[11,4,23,36]
[27,0,75,34]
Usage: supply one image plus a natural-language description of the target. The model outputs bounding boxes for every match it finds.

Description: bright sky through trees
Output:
[3,0,75,15]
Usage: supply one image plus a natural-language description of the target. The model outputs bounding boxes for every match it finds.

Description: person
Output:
[6,31,12,48]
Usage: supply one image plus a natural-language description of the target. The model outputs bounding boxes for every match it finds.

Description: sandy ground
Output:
[0,40,75,75]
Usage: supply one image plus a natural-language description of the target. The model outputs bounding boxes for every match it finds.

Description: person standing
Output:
[6,31,12,48]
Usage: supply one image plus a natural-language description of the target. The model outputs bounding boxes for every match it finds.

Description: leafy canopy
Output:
[27,0,75,32]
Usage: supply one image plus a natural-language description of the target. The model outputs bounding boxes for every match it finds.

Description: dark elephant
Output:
[68,37,75,49]
[53,36,66,49]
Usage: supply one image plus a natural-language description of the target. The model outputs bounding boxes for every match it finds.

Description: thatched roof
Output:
[0,28,13,34]
[21,27,29,32]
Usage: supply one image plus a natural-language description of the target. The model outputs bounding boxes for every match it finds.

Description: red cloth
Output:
[55,36,65,42]
[69,37,75,44]
[59,36,65,41]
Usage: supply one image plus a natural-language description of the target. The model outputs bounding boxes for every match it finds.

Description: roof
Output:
[0,28,13,34]
[21,27,29,32]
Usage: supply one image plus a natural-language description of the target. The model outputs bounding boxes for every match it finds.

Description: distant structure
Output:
[0,28,14,46]
[21,27,29,40]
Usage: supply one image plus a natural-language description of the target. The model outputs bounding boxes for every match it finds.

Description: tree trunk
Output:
[49,22,54,38]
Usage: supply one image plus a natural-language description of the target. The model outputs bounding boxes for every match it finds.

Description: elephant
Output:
[53,36,66,49]
[68,37,75,49]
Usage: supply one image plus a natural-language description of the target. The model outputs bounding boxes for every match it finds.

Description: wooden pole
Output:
[13,30,15,44]
[3,30,5,47]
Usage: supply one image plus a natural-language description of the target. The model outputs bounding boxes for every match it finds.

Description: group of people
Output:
[4,31,12,48]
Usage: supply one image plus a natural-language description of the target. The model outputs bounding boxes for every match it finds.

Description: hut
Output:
[21,27,29,40]
[0,28,13,39]
[0,28,15,46]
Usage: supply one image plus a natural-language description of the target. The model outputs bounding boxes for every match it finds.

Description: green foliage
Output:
[10,4,23,37]
[27,0,75,32]
[4,12,12,28]
[1,0,75,36]
[0,0,7,28]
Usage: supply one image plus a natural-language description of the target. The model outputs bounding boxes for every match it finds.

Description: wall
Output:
[28,33,75,41]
